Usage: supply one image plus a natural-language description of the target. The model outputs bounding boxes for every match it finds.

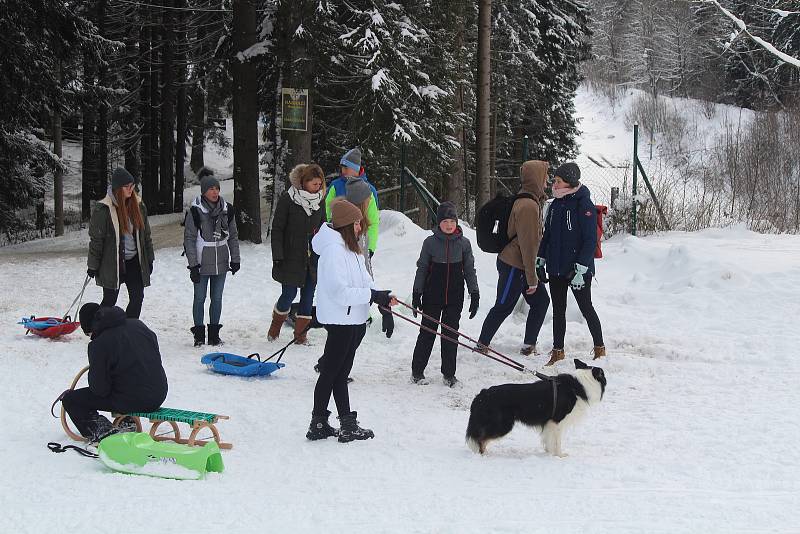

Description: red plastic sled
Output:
[20,316,81,338]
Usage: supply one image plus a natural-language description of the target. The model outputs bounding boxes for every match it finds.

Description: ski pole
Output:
[378,304,538,375]
[392,299,530,371]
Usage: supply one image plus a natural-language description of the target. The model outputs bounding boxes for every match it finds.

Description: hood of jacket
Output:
[311,223,344,256]
[520,160,548,202]
[91,306,127,339]
[289,165,327,196]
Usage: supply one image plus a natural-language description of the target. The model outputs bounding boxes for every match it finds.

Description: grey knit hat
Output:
[201,174,221,195]
[345,177,371,205]
[111,167,134,190]
[340,147,362,172]
[554,162,581,186]
[436,201,458,223]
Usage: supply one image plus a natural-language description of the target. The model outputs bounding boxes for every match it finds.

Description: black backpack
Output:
[475,193,534,253]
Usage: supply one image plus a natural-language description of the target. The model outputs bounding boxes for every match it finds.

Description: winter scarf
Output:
[551,184,581,199]
[288,185,323,216]
[202,197,228,241]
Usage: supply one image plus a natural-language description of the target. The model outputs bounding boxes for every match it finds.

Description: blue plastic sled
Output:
[201,352,285,377]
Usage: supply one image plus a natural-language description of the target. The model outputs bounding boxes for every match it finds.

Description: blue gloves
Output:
[569,264,589,290]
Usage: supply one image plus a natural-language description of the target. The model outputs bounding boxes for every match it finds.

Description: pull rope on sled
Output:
[61,274,91,321]
[47,442,98,458]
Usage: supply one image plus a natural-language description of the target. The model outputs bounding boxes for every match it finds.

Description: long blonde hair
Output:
[358,198,370,237]
[113,188,144,234]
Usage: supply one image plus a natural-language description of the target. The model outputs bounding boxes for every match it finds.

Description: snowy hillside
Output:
[2,212,799,532]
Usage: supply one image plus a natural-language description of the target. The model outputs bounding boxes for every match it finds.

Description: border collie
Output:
[466,359,606,457]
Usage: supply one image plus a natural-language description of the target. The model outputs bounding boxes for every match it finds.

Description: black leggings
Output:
[549,275,603,349]
[313,323,367,417]
[411,302,461,378]
[102,256,145,318]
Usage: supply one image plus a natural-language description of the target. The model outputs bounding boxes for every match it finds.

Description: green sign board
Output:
[281,88,309,131]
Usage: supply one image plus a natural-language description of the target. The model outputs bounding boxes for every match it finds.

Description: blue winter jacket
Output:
[538,185,597,277]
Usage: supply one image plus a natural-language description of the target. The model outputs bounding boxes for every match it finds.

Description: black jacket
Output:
[87,306,168,412]
[270,192,326,287]
[413,226,479,307]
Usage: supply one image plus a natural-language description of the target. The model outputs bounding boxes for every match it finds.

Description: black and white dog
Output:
[466,359,606,457]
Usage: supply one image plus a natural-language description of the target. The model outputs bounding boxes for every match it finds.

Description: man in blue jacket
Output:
[61,303,169,443]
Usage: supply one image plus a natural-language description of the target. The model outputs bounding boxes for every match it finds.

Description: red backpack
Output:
[595,205,608,258]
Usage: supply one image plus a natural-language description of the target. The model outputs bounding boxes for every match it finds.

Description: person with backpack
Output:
[87,167,154,319]
[306,199,396,443]
[268,164,326,344]
[476,160,550,357]
[538,162,605,366]
[184,171,240,346]
[410,201,479,387]
[60,303,168,444]
[324,147,380,258]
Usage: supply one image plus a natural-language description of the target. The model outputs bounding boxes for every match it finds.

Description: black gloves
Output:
[230,262,240,275]
[370,289,392,308]
[87,268,97,279]
[380,308,394,338]
[189,265,201,284]
[468,293,480,319]
[369,250,374,258]
[536,265,548,284]
[412,293,422,317]
[149,261,154,275]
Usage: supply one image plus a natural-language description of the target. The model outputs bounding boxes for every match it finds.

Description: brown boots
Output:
[545,348,565,366]
[294,315,312,345]
[593,345,606,359]
[268,308,288,341]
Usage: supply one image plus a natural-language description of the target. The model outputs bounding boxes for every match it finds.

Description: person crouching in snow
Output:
[183,170,241,346]
[61,303,168,444]
[410,201,479,388]
[306,199,397,442]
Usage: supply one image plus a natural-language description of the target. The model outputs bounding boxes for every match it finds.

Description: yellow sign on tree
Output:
[281,88,309,131]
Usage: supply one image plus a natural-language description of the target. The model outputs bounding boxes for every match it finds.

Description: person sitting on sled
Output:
[61,303,168,443]
[410,201,479,387]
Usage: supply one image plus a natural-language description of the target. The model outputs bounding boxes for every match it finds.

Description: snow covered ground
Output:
[2,212,800,532]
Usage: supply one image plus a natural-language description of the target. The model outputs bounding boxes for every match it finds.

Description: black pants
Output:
[102,256,145,318]
[313,323,367,417]
[549,275,604,349]
[61,387,116,438]
[411,302,461,378]
[479,258,550,346]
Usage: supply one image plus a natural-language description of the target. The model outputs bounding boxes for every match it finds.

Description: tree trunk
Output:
[53,91,64,237]
[282,1,314,175]
[189,11,209,173]
[148,10,161,213]
[159,0,176,213]
[447,5,465,217]
[139,4,153,210]
[475,0,492,209]
[232,0,262,243]
[82,53,101,220]
[174,0,187,212]
[123,18,140,180]
[97,0,108,184]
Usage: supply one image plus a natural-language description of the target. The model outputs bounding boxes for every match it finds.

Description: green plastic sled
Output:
[97,432,224,480]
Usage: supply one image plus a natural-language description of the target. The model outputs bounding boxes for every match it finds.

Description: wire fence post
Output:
[522,134,529,161]
[399,142,406,212]
[632,123,639,236]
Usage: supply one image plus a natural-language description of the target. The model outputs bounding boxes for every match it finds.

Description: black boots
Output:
[208,324,223,346]
[338,411,374,443]
[191,325,205,347]
[306,410,339,441]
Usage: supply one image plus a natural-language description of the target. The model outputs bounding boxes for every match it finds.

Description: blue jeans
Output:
[478,258,550,347]
[193,273,227,326]
[276,270,316,316]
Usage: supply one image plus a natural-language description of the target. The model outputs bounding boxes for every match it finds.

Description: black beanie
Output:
[79,303,101,335]
[111,167,135,190]
[554,162,581,186]
[436,201,458,223]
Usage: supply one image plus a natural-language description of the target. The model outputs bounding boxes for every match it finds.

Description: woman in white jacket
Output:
[306,199,396,443]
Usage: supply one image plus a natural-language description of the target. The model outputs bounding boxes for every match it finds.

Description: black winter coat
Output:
[413,226,479,307]
[270,192,325,287]
[87,306,168,412]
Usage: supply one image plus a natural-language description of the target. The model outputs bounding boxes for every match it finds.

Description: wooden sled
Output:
[61,366,232,450]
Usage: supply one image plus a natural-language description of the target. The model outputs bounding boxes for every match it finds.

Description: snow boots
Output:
[443,375,459,388]
[412,373,430,385]
[338,411,374,443]
[191,325,205,347]
[268,308,288,341]
[306,410,339,441]
[545,348,565,366]
[593,345,606,359]
[474,343,489,355]
[88,415,138,445]
[520,344,537,356]
[207,324,223,346]
[294,315,312,345]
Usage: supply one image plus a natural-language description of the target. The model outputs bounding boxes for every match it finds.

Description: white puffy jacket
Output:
[312,223,375,325]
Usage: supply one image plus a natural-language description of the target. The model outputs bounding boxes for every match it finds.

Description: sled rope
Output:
[61,274,91,321]
[47,442,98,458]
[260,322,312,364]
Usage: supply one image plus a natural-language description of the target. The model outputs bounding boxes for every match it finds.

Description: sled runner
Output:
[201,352,286,377]
[98,432,224,480]
[60,366,233,450]
[19,316,80,338]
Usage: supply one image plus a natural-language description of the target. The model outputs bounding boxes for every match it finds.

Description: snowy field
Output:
[2,212,800,533]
